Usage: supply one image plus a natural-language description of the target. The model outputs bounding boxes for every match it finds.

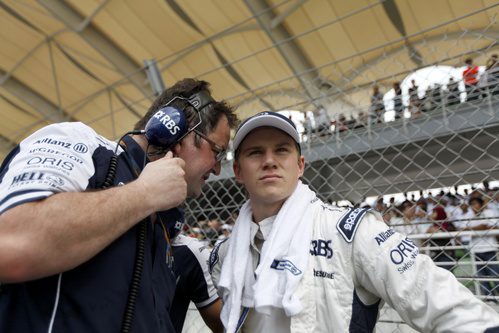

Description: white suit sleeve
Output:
[352,212,499,332]
[0,122,104,214]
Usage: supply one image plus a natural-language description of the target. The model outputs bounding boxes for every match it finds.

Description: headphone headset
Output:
[143,90,215,148]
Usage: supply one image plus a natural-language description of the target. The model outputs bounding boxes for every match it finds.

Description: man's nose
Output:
[262,150,276,167]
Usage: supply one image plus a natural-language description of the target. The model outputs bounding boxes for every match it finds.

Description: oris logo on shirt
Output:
[390,237,419,274]
[27,157,74,171]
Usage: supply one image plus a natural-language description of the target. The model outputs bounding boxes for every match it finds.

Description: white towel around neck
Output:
[218,181,317,333]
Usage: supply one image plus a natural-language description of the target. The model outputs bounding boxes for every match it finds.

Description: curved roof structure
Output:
[0,0,497,159]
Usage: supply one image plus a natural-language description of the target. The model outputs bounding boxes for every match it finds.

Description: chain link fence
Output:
[181,22,499,333]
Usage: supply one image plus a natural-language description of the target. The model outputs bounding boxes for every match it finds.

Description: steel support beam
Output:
[243,0,324,108]
[0,69,74,123]
[38,0,154,101]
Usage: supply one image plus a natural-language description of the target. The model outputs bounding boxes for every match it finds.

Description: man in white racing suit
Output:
[209,111,499,333]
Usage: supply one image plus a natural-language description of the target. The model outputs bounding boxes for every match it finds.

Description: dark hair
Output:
[469,196,484,207]
[465,58,473,65]
[134,78,238,146]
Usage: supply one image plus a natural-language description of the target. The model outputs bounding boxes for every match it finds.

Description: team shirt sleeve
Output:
[0,122,103,214]
[176,235,219,308]
[352,212,499,332]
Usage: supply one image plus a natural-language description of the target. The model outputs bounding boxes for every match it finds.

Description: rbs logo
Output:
[153,110,181,136]
[310,239,333,259]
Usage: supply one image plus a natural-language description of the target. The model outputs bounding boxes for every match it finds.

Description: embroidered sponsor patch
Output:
[310,239,333,258]
[270,259,302,276]
[389,237,419,274]
[336,208,370,243]
[208,238,228,274]
[313,268,335,279]
[375,228,395,246]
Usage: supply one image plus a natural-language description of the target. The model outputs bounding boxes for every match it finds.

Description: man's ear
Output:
[233,161,244,184]
[298,155,305,178]
[171,141,182,157]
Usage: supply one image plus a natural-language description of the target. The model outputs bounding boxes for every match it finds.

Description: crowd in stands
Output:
[366,182,499,301]
[371,55,499,121]
[301,54,499,138]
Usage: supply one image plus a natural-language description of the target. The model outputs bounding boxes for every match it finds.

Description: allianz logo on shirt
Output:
[33,138,88,154]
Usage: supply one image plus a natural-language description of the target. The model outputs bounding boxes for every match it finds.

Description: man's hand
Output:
[134,151,187,213]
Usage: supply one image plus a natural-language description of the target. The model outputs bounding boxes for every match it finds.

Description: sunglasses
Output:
[193,130,227,163]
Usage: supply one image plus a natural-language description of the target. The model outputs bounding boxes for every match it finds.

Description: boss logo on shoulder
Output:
[336,207,370,243]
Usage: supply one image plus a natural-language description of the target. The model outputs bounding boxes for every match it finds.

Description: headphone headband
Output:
[188,90,214,112]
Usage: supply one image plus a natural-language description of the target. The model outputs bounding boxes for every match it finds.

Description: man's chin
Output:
[187,186,203,199]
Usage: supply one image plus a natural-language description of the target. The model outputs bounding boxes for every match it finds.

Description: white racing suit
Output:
[210,203,499,333]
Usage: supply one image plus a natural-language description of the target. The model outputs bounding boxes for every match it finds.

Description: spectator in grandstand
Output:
[315,108,331,136]
[335,113,349,133]
[463,188,470,200]
[485,54,499,96]
[301,114,313,142]
[209,111,499,332]
[431,84,443,110]
[463,58,480,101]
[439,195,459,224]
[206,218,223,246]
[171,234,223,333]
[396,200,420,236]
[354,111,368,129]
[369,85,385,123]
[413,199,431,247]
[483,180,491,193]
[374,197,386,213]
[427,205,456,271]
[454,199,474,245]
[464,197,499,300]
[446,77,461,106]
[226,211,238,227]
[408,79,422,118]
[217,224,233,244]
[488,188,499,213]
[0,78,238,332]
[393,81,404,119]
